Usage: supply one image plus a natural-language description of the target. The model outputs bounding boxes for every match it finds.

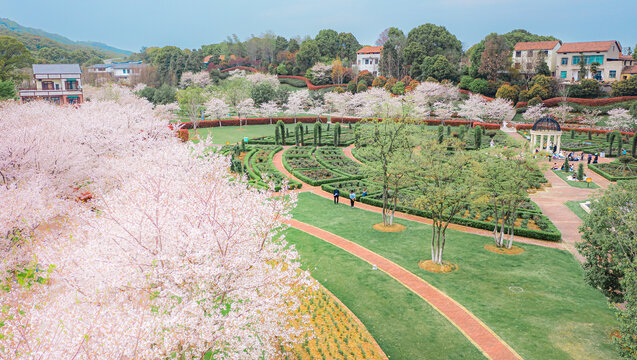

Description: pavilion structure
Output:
[529,116,562,152]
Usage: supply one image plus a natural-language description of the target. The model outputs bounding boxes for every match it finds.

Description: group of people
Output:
[333,188,367,208]
[550,152,600,172]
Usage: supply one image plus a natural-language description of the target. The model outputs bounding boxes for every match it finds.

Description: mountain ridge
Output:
[0,18,133,56]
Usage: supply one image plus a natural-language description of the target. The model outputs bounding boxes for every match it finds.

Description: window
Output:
[610,70,616,78]
[573,56,581,65]
[42,81,54,90]
[544,50,549,55]
[561,57,568,65]
[528,50,534,57]
[515,51,521,57]
[365,59,369,65]
[586,55,604,65]
[561,71,567,79]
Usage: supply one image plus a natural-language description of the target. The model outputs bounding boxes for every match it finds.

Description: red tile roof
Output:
[557,41,621,53]
[623,65,637,74]
[620,55,635,61]
[513,41,560,51]
[203,55,213,63]
[357,46,383,54]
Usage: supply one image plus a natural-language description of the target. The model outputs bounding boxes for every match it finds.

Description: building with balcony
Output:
[554,41,629,82]
[19,64,83,104]
[511,41,561,76]
[355,46,383,76]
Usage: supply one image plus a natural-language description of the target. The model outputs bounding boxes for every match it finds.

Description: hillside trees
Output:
[403,23,463,71]
[0,36,33,82]
[478,34,510,80]
[379,27,407,79]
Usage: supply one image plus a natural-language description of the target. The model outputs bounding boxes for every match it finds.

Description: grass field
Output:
[552,169,600,189]
[290,192,620,360]
[189,124,298,144]
[286,228,484,359]
[564,200,590,221]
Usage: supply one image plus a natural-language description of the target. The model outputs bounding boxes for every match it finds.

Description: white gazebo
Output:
[529,116,562,153]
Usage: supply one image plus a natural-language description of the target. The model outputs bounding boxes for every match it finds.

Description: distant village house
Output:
[19,64,83,105]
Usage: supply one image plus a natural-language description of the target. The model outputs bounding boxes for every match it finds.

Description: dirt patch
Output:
[418,260,458,273]
[484,243,525,255]
[372,223,406,232]
[235,128,246,131]
[237,152,247,162]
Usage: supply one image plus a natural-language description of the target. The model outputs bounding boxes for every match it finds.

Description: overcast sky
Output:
[2,0,636,53]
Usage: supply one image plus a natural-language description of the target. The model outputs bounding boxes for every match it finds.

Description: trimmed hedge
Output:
[515,124,635,137]
[358,196,561,241]
[281,151,356,186]
[588,163,637,181]
[515,96,637,108]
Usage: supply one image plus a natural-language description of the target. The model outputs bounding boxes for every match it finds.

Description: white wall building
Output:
[87,61,145,81]
[555,41,628,82]
[511,41,561,76]
[355,46,382,76]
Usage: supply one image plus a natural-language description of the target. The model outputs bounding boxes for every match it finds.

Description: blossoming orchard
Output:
[2,22,637,359]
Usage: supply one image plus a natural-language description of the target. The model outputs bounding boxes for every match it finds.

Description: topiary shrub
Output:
[313,122,320,147]
[563,157,570,171]
[632,134,637,158]
[438,125,444,143]
[570,129,575,139]
[356,81,367,93]
[577,163,584,180]
[528,96,543,107]
[474,125,482,148]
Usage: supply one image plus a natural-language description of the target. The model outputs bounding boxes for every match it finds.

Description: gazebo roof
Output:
[532,116,561,132]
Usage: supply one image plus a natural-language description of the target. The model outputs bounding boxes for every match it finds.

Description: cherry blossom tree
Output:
[607,108,637,131]
[236,98,256,127]
[581,108,601,129]
[458,94,487,122]
[246,73,280,88]
[522,104,546,123]
[205,97,230,126]
[154,102,179,122]
[285,90,310,123]
[484,98,514,124]
[180,71,212,88]
[433,101,454,123]
[260,100,280,124]
[0,97,314,359]
[552,103,573,124]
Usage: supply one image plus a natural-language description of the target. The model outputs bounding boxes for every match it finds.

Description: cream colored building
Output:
[512,41,561,76]
[554,41,634,82]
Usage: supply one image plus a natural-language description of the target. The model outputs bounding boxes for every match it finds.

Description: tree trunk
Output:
[382,187,389,226]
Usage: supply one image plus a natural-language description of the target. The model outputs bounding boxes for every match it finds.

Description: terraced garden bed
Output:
[243,145,302,190]
[283,146,362,186]
[589,162,637,181]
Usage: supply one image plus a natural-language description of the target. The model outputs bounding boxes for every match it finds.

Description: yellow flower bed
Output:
[282,286,387,360]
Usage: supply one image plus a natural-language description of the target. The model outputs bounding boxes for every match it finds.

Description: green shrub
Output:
[356,81,367,93]
[347,80,356,93]
[459,75,473,90]
[570,129,575,139]
[474,126,482,148]
[468,78,489,95]
[528,96,543,107]
[632,134,637,158]
[577,163,584,180]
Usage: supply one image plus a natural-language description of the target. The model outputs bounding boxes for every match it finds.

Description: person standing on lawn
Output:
[333,188,340,204]
[349,190,356,208]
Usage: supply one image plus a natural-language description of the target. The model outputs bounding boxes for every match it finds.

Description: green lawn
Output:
[564,200,590,221]
[286,228,484,359]
[291,192,620,360]
[189,124,299,145]
[552,169,600,189]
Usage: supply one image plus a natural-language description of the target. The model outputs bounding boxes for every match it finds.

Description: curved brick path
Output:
[273,147,564,250]
[288,219,522,360]
[507,130,613,261]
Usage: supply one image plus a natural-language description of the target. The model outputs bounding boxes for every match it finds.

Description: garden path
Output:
[287,218,523,360]
[274,147,564,250]
[504,131,614,262]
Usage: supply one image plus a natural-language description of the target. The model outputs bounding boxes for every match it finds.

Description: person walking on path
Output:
[587,153,592,164]
[593,153,599,164]
[349,190,356,208]
[333,188,340,204]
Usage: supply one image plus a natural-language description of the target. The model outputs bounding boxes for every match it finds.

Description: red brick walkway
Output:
[506,130,612,261]
[273,147,564,250]
[288,219,522,360]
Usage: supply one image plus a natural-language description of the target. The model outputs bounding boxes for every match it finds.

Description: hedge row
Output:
[277,75,347,90]
[243,147,302,191]
[358,196,561,241]
[281,152,357,186]
[588,163,637,182]
[515,124,635,136]
[516,96,637,108]
[176,117,495,130]
[219,66,259,73]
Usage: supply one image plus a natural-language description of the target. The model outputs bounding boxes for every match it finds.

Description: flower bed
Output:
[515,96,637,108]
[588,162,637,181]
[315,147,363,177]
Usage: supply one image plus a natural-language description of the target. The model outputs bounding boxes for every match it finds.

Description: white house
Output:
[356,46,382,76]
[87,61,145,81]
[511,41,561,76]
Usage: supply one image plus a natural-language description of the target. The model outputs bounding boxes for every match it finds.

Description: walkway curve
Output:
[273,147,565,250]
[287,219,523,360]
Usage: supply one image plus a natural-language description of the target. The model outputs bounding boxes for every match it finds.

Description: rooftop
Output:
[623,65,637,74]
[532,116,561,132]
[32,63,81,74]
[357,46,383,54]
[557,41,621,54]
[514,41,561,51]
